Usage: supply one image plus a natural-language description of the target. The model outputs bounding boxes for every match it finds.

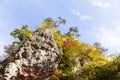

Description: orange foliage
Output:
[62,38,79,49]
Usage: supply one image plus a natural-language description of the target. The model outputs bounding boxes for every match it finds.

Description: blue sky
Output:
[0,0,120,57]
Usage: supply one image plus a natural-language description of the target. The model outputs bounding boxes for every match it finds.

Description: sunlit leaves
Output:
[5,18,120,80]
[62,38,79,49]
[52,28,65,48]
[11,25,32,42]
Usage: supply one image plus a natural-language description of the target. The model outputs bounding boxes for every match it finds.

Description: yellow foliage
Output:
[52,28,65,48]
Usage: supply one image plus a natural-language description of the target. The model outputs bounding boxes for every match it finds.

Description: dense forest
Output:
[1,18,120,80]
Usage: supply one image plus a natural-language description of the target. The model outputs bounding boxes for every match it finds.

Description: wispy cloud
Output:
[70,9,92,20]
[96,23,120,54]
[90,0,110,9]
[80,16,92,20]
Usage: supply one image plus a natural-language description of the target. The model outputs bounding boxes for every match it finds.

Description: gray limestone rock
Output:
[3,28,60,80]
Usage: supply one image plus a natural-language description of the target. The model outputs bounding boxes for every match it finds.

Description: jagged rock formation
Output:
[2,28,60,80]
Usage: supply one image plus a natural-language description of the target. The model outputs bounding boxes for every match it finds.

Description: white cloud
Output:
[91,0,110,8]
[96,23,120,54]
[70,9,92,20]
[70,9,80,16]
[80,15,92,20]
[99,27,119,46]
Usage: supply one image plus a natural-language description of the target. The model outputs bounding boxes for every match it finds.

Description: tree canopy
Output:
[3,18,120,80]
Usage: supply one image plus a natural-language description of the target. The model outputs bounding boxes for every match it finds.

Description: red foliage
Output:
[62,38,78,49]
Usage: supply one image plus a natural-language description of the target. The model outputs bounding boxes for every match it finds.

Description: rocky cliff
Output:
[1,28,60,80]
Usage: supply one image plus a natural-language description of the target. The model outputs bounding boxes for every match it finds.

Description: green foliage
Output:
[66,26,80,38]
[49,75,60,80]
[6,18,120,80]
[58,72,76,80]
[4,41,21,56]
[52,28,65,48]
[94,42,108,54]
[5,25,32,56]
[51,20,111,80]
[55,17,66,27]
[11,25,32,42]
[80,61,118,80]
